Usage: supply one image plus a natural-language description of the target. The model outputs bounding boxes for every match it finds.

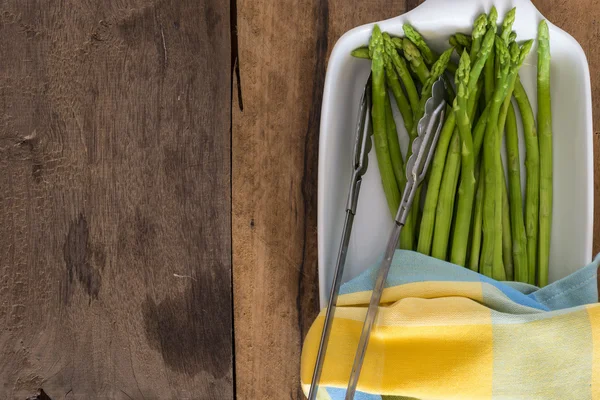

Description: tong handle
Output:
[344,218,404,400]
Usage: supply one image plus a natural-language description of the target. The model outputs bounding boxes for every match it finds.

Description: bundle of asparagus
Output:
[352,7,552,286]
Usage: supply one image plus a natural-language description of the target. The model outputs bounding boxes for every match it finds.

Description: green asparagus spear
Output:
[501,7,517,44]
[403,38,431,85]
[384,53,414,133]
[494,38,511,281]
[403,48,453,249]
[484,7,498,103]
[494,8,516,93]
[353,35,403,59]
[496,43,528,281]
[417,110,456,255]
[408,48,454,148]
[470,79,485,135]
[501,180,514,280]
[450,52,476,266]
[403,24,436,65]
[432,130,461,260]
[470,14,488,59]
[498,41,534,135]
[481,36,509,280]
[509,31,517,44]
[384,94,407,193]
[469,164,485,271]
[493,38,512,281]
[469,85,488,273]
[351,46,371,59]
[401,23,460,76]
[383,35,418,251]
[538,20,552,287]
[481,42,526,280]
[447,29,490,264]
[455,33,472,48]
[493,41,534,283]
[383,34,420,115]
[514,78,539,285]
[391,37,403,51]
[429,39,486,262]
[450,34,471,57]
[370,25,401,217]
[473,104,490,160]
[505,102,529,283]
[353,37,413,93]
[443,31,493,265]
[467,28,496,112]
[450,36,465,56]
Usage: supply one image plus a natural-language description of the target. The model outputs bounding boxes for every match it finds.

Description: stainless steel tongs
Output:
[344,78,446,399]
[307,76,447,400]
[307,74,373,400]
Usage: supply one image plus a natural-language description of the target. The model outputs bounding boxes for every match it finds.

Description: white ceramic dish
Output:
[318,0,594,307]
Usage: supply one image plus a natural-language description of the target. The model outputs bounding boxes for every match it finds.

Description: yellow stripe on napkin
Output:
[302,293,493,398]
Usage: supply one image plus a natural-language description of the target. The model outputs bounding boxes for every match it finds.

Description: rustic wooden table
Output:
[0,0,597,399]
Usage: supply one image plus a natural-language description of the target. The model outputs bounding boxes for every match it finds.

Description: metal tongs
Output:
[307,76,447,400]
[307,74,373,400]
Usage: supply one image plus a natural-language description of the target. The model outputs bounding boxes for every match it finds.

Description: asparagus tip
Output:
[473,14,488,39]
[506,7,517,20]
[455,33,472,47]
[402,37,421,61]
[509,41,520,63]
[518,39,535,65]
[538,20,550,41]
[502,8,516,31]
[481,26,496,49]
[402,23,415,35]
[455,51,470,101]
[432,47,454,77]
[495,35,510,71]
[351,46,370,59]
[449,35,458,47]
[488,6,498,25]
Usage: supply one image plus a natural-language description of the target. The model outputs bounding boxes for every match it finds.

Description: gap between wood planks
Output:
[230,0,241,399]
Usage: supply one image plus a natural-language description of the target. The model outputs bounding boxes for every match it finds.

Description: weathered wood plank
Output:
[232,1,406,399]
[0,1,233,399]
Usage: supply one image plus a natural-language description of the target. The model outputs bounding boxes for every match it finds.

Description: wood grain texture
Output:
[0,1,233,399]
[232,1,406,399]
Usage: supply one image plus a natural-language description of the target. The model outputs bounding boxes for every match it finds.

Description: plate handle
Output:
[394,0,544,24]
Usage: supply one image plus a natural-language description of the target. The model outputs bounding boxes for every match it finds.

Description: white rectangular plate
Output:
[318,0,594,307]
